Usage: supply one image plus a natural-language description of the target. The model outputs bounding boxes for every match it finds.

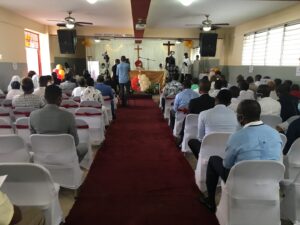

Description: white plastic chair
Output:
[195,132,232,192]
[0,118,14,135]
[75,107,105,145]
[0,93,6,105]
[173,110,188,138]
[30,134,84,189]
[280,171,300,225]
[0,163,64,225]
[60,99,79,114]
[15,117,31,149]
[216,160,284,225]
[72,96,81,103]
[0,106,12,125]
[103,96,113,122]
[0,134,30,162]
[13,107,36,120]
[2,99,13,119]
[261,115,282,129]
[283,137,300,180]
[80,100,109,126]
[181,114,199,153]
[76,118,93,169]
[164,96,175,120]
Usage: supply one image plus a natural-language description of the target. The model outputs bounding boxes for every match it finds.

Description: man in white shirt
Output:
[192,55,200,79]
[33,76,48,98]
[228,86,240,112]
[257,84,281,116]
[238,80,254,101]
[188,90,238,158]
[181,52,192,82]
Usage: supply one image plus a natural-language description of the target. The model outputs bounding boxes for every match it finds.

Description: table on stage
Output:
[129,70,166,89]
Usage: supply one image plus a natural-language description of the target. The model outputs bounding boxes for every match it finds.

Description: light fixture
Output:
[94,38,101,43]
[66,22,75,29]
[203,25,211,32]
[176,39,182,44]
[178,0,194,6]
[86,0,98,4]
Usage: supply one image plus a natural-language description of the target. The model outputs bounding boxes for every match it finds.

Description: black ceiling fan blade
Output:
[76,22,93,25]
[57,23,67,27]
[212,23,230,26]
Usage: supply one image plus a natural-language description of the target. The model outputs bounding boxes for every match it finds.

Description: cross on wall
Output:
[134,45,142,59]
[163,41,175,55]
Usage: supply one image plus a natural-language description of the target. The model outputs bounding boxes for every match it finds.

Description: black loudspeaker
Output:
[57,29,77,54]
[199,33,218,57]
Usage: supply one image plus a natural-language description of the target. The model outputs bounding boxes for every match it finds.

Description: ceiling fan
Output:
[186,14,229,31]
[48,11,93,29]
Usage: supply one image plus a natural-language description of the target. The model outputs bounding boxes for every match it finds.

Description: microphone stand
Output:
[139,56,156,70]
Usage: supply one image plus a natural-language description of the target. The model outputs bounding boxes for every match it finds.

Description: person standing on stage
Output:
[181,52,192,82]
[165,51,177,80]
[117,56,131,106]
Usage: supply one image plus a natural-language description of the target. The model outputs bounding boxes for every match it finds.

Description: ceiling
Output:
[147,0,299,28]
[0,0,299,37]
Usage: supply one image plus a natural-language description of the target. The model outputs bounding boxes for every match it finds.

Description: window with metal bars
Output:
[242,22,300,66]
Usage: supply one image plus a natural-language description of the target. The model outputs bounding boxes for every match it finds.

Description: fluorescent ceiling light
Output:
[178,0,194,6]
[94,38,101,43]
[203,25,211,32]
[176,40,182,44]
[66,23,75,29]
[86,0,98,4]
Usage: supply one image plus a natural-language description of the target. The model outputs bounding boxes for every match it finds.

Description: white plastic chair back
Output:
[76,118,93,169]
[216,160,284,225]
[280,171,300,224]
[164,96,175,119]
[103,96,113,122]
[0,107,12,125]
[80,100,102,109]
[195,132,232,192]
[173,111,187,138]
[2,99,13,119]
[60,99,79,114]
[72,96,81,103]
[13,107,35,120]
[0,93,6,105]
[181,114,199,153]
[15,117,31,147]
[30,134,83,189]
[261,115,282,129]
[0,163,63,225]
[284,137,300,180]
[75,107,105,145]
[0,135,30,162]
[0,118,14,135]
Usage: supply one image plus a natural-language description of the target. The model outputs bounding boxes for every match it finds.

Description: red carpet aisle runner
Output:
[65,99,219,225]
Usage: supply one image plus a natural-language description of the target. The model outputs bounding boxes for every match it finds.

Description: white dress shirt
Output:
[209,89,220,98]
[181,58,192,74]
[270,90,279,100]
[197,104,238,141]
[228,98,240,112]
[238,90,255,101]
[72,87,86,97]
[258,97,281,116]
[6,89,23,100]
[33,87,46,97]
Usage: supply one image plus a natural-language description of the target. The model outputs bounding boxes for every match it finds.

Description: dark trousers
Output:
[119,82,130,106]
[169,109,176,130]
[161,97,166,113]
[206,156,230,208]
[188,139,201,158]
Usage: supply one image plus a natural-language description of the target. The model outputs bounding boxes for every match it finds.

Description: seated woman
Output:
[6,81,23,100]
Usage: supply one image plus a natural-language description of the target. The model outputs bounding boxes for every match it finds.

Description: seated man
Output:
[201,100,282,212]
[81,78,104,105]
[169,79,199,132]
[33,76,49,98]
[257,84,281,116]
[188,79,215,114]
[277,84,299,121]
[95,75,116,119]
[30,85,87,162]
[283,117,300,155]
[188,90,238,158]
[12,77,44,108]
[161,72,183,113]
[59,73,76,93]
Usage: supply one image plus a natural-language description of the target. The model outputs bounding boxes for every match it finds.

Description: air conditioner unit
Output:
[135,23,146,30]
